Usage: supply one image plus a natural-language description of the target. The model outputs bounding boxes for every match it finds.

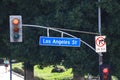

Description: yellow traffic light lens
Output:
[13,27,19,32]
[103,75,108,79]
[12,18,19,25]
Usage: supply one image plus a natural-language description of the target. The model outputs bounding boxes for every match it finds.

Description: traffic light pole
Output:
[98,0,103,79]
[10,53,12,80]
[98,0,103,65]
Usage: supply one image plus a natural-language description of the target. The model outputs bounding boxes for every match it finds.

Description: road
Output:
[0,65,24,80]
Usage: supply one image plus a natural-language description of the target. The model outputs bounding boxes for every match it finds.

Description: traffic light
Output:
[10,15,22,42]
[100,65,111,80]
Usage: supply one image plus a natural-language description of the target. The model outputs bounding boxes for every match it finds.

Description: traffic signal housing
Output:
[10,15,22,42]
[100,65,111,80]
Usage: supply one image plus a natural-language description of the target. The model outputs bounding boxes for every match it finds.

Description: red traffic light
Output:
[100,65,111,80]
[103,68,109,74]
[12,18,19,25]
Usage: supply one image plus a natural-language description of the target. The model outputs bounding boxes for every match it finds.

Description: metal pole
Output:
[98,0,101,35]
[98,0,103,79]
[98,0,103,65]
[24,62,26,80]
[23,24,101,56]
[10,53,12,80]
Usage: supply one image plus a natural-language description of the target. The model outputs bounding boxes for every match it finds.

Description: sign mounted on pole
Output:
[95,36,106,53]
[39,36,80,47]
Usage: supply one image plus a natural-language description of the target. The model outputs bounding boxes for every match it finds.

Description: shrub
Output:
[51,65,66,73]
[12,67,24,76]
[34,76,46,80]
[62,77,73,80]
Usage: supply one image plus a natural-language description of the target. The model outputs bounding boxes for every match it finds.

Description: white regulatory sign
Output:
[95,36,106,53]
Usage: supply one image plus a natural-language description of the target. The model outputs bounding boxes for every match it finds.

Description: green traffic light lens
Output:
[13,33,20,39]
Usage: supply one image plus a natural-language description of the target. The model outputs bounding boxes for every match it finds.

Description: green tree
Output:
[0,0,120,80]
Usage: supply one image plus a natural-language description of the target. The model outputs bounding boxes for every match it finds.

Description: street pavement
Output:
[0,65,24,80]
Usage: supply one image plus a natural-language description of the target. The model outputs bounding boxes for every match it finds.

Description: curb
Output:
[12,71,24,79]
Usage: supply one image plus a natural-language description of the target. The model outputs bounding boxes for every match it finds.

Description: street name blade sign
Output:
[95,36,106,53]
[39,36,80,47]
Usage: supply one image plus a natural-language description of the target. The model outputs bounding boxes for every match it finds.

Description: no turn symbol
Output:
[96,36,105,47]
[95,36,106,52]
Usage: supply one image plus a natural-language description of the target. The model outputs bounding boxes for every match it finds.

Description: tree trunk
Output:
[73,73,85,80]
[24,62,34,80]
[25,69,34,80]
[72,67,85,80]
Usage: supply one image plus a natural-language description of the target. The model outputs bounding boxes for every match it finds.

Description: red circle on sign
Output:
[96,36,105,47]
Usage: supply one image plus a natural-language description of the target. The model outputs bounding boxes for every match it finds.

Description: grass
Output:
[34,65,73,80]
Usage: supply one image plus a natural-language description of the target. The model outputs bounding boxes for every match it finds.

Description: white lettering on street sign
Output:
[39,36,80,47]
